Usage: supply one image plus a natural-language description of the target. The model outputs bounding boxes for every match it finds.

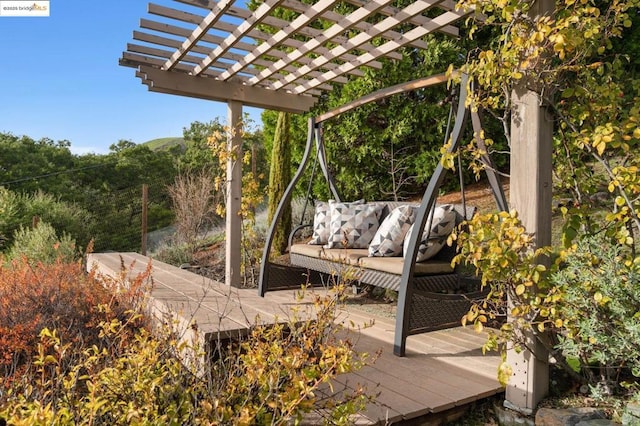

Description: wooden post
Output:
[226,101,243,287]
[141,183,148,256]
[506,85,553,413]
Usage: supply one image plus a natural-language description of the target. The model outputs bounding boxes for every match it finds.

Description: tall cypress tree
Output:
[267,111,291,255]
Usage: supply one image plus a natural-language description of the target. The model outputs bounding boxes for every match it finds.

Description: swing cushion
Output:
[368,205,417,257]
[325,201,383,249]
[308,201,332,245]
[404,204,457,262]
[308,200,364,245]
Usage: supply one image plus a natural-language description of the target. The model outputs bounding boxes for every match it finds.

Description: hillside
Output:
[142,137,185,152]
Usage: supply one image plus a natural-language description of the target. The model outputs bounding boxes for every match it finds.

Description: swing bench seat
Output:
[259,74,507,356]
[287,201,487,338]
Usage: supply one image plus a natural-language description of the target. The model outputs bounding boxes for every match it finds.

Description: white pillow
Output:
[368,205,417,257]
[325,201,383,249]
[308,199,364,245]
[403,205,456,262]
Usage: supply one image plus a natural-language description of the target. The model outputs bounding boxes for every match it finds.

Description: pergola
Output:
[120,0,553,415]
[119,0,473,290]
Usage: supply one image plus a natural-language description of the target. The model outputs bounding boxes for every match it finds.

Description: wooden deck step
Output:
[86,252,504,425]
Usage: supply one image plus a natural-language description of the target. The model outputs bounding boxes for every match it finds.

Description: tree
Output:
[179,120,225,172]
[267,112,292,255]
[0,133,76,196]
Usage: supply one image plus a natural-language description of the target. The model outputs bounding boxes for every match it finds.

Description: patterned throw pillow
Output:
[308,200,364,245]
[368,205,417,257]
[308,201,331,245]
[403,204,456,262]
[325,201,383,249]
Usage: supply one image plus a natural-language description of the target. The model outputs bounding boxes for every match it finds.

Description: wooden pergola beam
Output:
[136,65,317,113]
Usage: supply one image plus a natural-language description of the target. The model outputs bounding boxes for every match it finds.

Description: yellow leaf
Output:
[497,361,513,387]
[537,322,545,332]
[474,321,484,333]
[466,310,477,322]
[515,284,526,296]
[594,292,603,303]
[554,318,563,328]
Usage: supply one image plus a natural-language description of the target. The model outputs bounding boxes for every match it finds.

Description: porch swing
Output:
[259,72,508,356]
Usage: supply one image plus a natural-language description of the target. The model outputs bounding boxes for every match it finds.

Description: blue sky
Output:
[0,1,263,155]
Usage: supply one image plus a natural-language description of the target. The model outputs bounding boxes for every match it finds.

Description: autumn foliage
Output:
[0,255,149,391]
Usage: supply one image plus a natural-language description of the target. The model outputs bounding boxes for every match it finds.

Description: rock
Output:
[575,420,619,426]
[621,402,640,426]
[494,402,535,426]
[535,407,607,425]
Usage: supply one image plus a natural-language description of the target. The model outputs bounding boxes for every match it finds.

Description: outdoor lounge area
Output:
[2,0,639,422]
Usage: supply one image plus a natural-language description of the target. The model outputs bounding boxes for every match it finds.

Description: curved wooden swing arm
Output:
[315,71,455,124]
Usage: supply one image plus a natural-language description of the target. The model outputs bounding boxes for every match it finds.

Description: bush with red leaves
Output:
[0,256,150,390]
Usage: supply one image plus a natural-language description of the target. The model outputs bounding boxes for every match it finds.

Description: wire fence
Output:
[76,179,174,254]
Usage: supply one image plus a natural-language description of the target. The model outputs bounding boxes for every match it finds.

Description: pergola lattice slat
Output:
[218,0,337,81]
[269,0,445,91]
[137,20,365,80]
[161,0,234,71]
[192,0,287,76]
[248,0,399,86]
[290,9,468,94]
[173,0,393,67]
[123,0,475,112]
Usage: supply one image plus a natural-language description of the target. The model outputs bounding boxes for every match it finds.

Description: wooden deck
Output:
[86,252,503,425]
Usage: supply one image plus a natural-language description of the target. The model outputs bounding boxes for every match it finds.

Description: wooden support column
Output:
[506,86,553,413]
[226,100,243,287]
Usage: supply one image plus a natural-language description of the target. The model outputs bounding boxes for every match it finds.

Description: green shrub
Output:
[0,188,95,253]
[21,191,95,250]
[6,222,78,265]
[153,240,197,266]
[454,212,640,394]
[549,234,640,391]
[7,222,77,264]
[0,187,21,250]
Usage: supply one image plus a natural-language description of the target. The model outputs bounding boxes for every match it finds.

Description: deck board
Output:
[86,252,504,425]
